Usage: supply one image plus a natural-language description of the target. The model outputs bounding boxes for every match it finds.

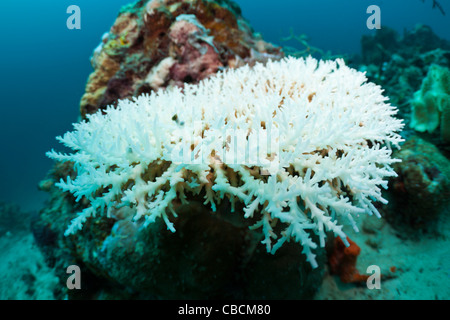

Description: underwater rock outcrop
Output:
[80,0,282,118]
[386,136,450,228]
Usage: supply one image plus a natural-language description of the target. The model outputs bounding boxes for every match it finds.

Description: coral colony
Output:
[410,64,450,143]
[47,57,404,268]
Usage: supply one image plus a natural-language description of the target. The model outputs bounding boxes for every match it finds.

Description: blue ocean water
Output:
[0,0,449,211]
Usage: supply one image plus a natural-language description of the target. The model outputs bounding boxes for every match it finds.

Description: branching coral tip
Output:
[47,56,404,268]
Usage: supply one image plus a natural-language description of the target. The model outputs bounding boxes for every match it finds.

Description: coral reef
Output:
[48,57,404,269]
[36,0,327,299]
[357,23,450,230]
[44,53,403,299]
[385,136,450,229]
[358,24,450,131]
[410,64,450,143]
[27,0,448,298]
[420,0,446,16]
[80,0,282,118]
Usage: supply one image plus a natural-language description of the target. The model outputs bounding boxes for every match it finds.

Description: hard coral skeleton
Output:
[47,57,404,268]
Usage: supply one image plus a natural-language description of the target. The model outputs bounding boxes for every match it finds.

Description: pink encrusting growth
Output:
[47,56,404,268]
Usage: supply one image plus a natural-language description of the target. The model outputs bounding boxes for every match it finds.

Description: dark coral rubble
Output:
[80,0,283,117]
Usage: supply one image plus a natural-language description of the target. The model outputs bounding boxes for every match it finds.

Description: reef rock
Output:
[358,24,450,134]
[80,0,283,117]
[35,0,328,299]
[386,136,450,229]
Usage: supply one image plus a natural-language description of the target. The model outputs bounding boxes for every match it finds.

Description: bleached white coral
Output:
[47,56,403,268]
